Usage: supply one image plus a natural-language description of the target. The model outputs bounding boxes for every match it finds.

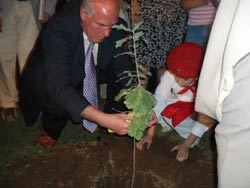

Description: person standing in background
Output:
[38,0,58,24]
[32,0,69,28]
[0,0,39,121]
[195,0,250,187]
[134,0,187,92]
[183,0,218,47]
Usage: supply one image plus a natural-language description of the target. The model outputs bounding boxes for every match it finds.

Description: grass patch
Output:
[0,116,44,179]
[0,115,99,181]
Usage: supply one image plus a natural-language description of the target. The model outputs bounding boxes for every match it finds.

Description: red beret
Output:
[166,42,204,78]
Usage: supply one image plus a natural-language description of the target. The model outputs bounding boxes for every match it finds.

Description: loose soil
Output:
[0,132,217,188]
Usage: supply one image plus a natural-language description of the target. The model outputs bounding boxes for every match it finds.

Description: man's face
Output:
[80,2,119,43]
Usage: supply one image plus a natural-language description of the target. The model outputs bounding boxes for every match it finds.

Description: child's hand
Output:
[136,135,153,151]
[146,111,158,128]
[171,143,190,162]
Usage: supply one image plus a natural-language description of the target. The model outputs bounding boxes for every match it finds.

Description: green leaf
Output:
[123,86,156,140]
[114,88,131,101]
[112,24,131,32]
[133,21,144,32]
[114,52,135,58]
[115,37,129,48]
[138,73,147,79]
[134,31,144,43]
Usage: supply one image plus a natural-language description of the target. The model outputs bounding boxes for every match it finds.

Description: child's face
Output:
[174,75,196,87]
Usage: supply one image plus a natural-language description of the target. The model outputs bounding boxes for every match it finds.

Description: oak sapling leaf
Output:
[115,86,156,140]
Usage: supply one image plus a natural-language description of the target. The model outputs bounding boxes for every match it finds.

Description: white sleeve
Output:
[190,121,209,138]
[153,71,172,120]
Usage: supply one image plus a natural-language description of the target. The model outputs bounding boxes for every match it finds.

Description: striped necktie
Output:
[82,42,98,133]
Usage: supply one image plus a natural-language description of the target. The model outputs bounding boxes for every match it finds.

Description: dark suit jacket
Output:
[20,1,134,126]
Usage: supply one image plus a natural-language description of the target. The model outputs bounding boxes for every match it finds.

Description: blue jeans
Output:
[185,25,212,47]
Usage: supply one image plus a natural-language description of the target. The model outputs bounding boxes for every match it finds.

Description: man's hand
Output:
[103,113,131,135]
[81,105,131,135]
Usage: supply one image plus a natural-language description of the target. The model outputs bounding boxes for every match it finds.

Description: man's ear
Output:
[80,8,87,21]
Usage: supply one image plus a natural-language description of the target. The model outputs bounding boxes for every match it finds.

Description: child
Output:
[136,42,209,162]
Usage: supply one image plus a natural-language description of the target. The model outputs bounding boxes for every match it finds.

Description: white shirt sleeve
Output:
[190,121,209,138]
[153,71,173,120]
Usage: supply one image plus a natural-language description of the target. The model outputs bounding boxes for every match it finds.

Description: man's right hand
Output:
[103,113,131,135]
[81,105,131,135]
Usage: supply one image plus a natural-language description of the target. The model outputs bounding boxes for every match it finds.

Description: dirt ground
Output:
[0,131,217,188]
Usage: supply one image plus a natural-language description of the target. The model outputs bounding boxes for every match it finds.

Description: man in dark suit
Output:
[19,0,135,147]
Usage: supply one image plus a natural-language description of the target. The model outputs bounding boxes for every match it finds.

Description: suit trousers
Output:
[216,53,250,188]
[41,97,69,140]
[0,1,39,108]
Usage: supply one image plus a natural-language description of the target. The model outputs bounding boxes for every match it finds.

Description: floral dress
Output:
[137,0,187,69]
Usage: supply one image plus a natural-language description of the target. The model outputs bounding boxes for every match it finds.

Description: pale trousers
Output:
[216,54,250,188]
[0,1,39,108]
